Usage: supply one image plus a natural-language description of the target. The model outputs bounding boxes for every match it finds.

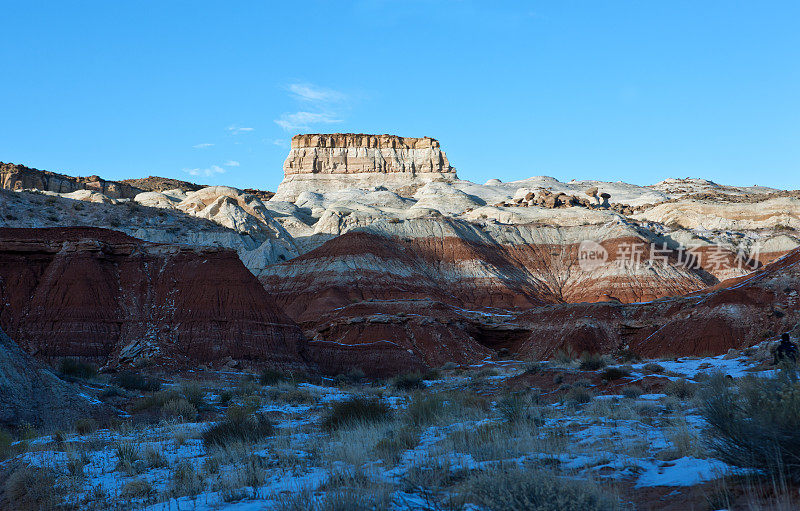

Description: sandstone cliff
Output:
[274,133,457,201]
[1,162,143,199]
[0,228,308,371]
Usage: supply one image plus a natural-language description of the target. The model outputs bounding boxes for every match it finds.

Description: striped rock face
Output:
[0,227,309,371]
[274,133,457,201]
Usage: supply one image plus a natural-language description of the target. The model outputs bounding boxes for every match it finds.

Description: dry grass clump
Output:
[161,398,198,422]
[403,392,445,426]
[144,445,168,468]
[113,371,162,391]
[601,366,632,381]
[169,460,204,498]
[4,466,65,510]
[664,378,697,399]
[579,352,609,371]
[321,396,391,432]
[457,464,622,511]
[202,405,275,447]
[391,372,426,390]
[643,362,665,373]
[701,370,800,479]
[74,417,97,435]
[0,428,12,460]
[259,368,287,386]
[120,477,153,499]
[115,441,142,475]
[374,427,420,465]
[58,357,98,379]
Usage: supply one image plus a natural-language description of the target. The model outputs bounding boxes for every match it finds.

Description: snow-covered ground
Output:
[0,351,784,510]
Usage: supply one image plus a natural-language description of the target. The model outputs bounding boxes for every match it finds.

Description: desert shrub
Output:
[643,362,665,373]
[601,366,631,381]
[259,368,287,386]
[563,386,594,405]
[114,371,161,392]
[552,346,577,364]
[321,396,392,431]
[219,390,233,405]
[120,478,153,499]
[459,464,621,511]
[99,385,125,399]
[75,417,97,435]
[0,428,13,460]
[441,361,459,371]
[374,427,419,465]
[4,466,64,510]
[170,460,204,497]
[404,393,446,426]
[180,381,206,410]
[422,368,441,380]
[116,442,141,475]
[664,378,697,399]
[144,445,168,468]
[58,358,98,379]
[131,389,181,413]
[621,385,644,399]
[498,393,530,423]
[701,370,800,478]
[161,399,198,422]
[202,406,275,447]
[579,352,608,371]
[391,372,425,390]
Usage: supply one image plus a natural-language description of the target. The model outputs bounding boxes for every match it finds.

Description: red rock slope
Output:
[0,227,308,370]
[516,246,800,359]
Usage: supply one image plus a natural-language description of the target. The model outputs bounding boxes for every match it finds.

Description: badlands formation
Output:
[1,134,799,375]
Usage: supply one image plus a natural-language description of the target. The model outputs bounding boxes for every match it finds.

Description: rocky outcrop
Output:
[273,133,457,201]
[515,246,800,359]
[259,221,720,323]
[0,228,308,371]
[120,176,204,193]
[0,326,109,431]
[1,162,142,199]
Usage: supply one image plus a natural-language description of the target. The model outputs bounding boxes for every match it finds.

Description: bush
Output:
[563,386,594,405]
[115,442,141,475]
[460,464,621,511]
[579,352,608,371]
[0,428,12,460]
[120,478,153,499]
[202,406,275,447]
[664,378,697,399]
[701,370,800,479]
[161,399,198,422]
[170,460,204,497]
[404,393,445,426]
[374,428,419,465]
[58,358,98,379]
[113,372,161,392]
[75,417,97,435]
[259,368,287,386]
[321,396,392,431]
[4,466,64,510]
[180,381,206,410]
[601,366,631,381]
[391,372,425,390]
[621,385,644,399]
[643,362,665,373]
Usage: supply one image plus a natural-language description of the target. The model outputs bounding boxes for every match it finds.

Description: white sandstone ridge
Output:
[273,133,457,201]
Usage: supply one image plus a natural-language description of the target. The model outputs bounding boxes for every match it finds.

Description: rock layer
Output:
[274,133,457,201]
[0,228,308,370]
[1,162,142,199]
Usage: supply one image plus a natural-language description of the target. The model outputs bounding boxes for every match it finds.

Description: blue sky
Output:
[2,1,799,191]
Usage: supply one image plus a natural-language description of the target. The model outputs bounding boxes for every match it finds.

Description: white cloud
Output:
[223,160,240,167]
[227,125,255,135]
[287,83,346,103]
[274,111,342,132]
[184,165,226,177]
[192,143,214,148]
[268,138,289,147]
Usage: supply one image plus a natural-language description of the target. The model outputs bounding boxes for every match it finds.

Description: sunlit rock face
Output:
[273,133,457,201]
